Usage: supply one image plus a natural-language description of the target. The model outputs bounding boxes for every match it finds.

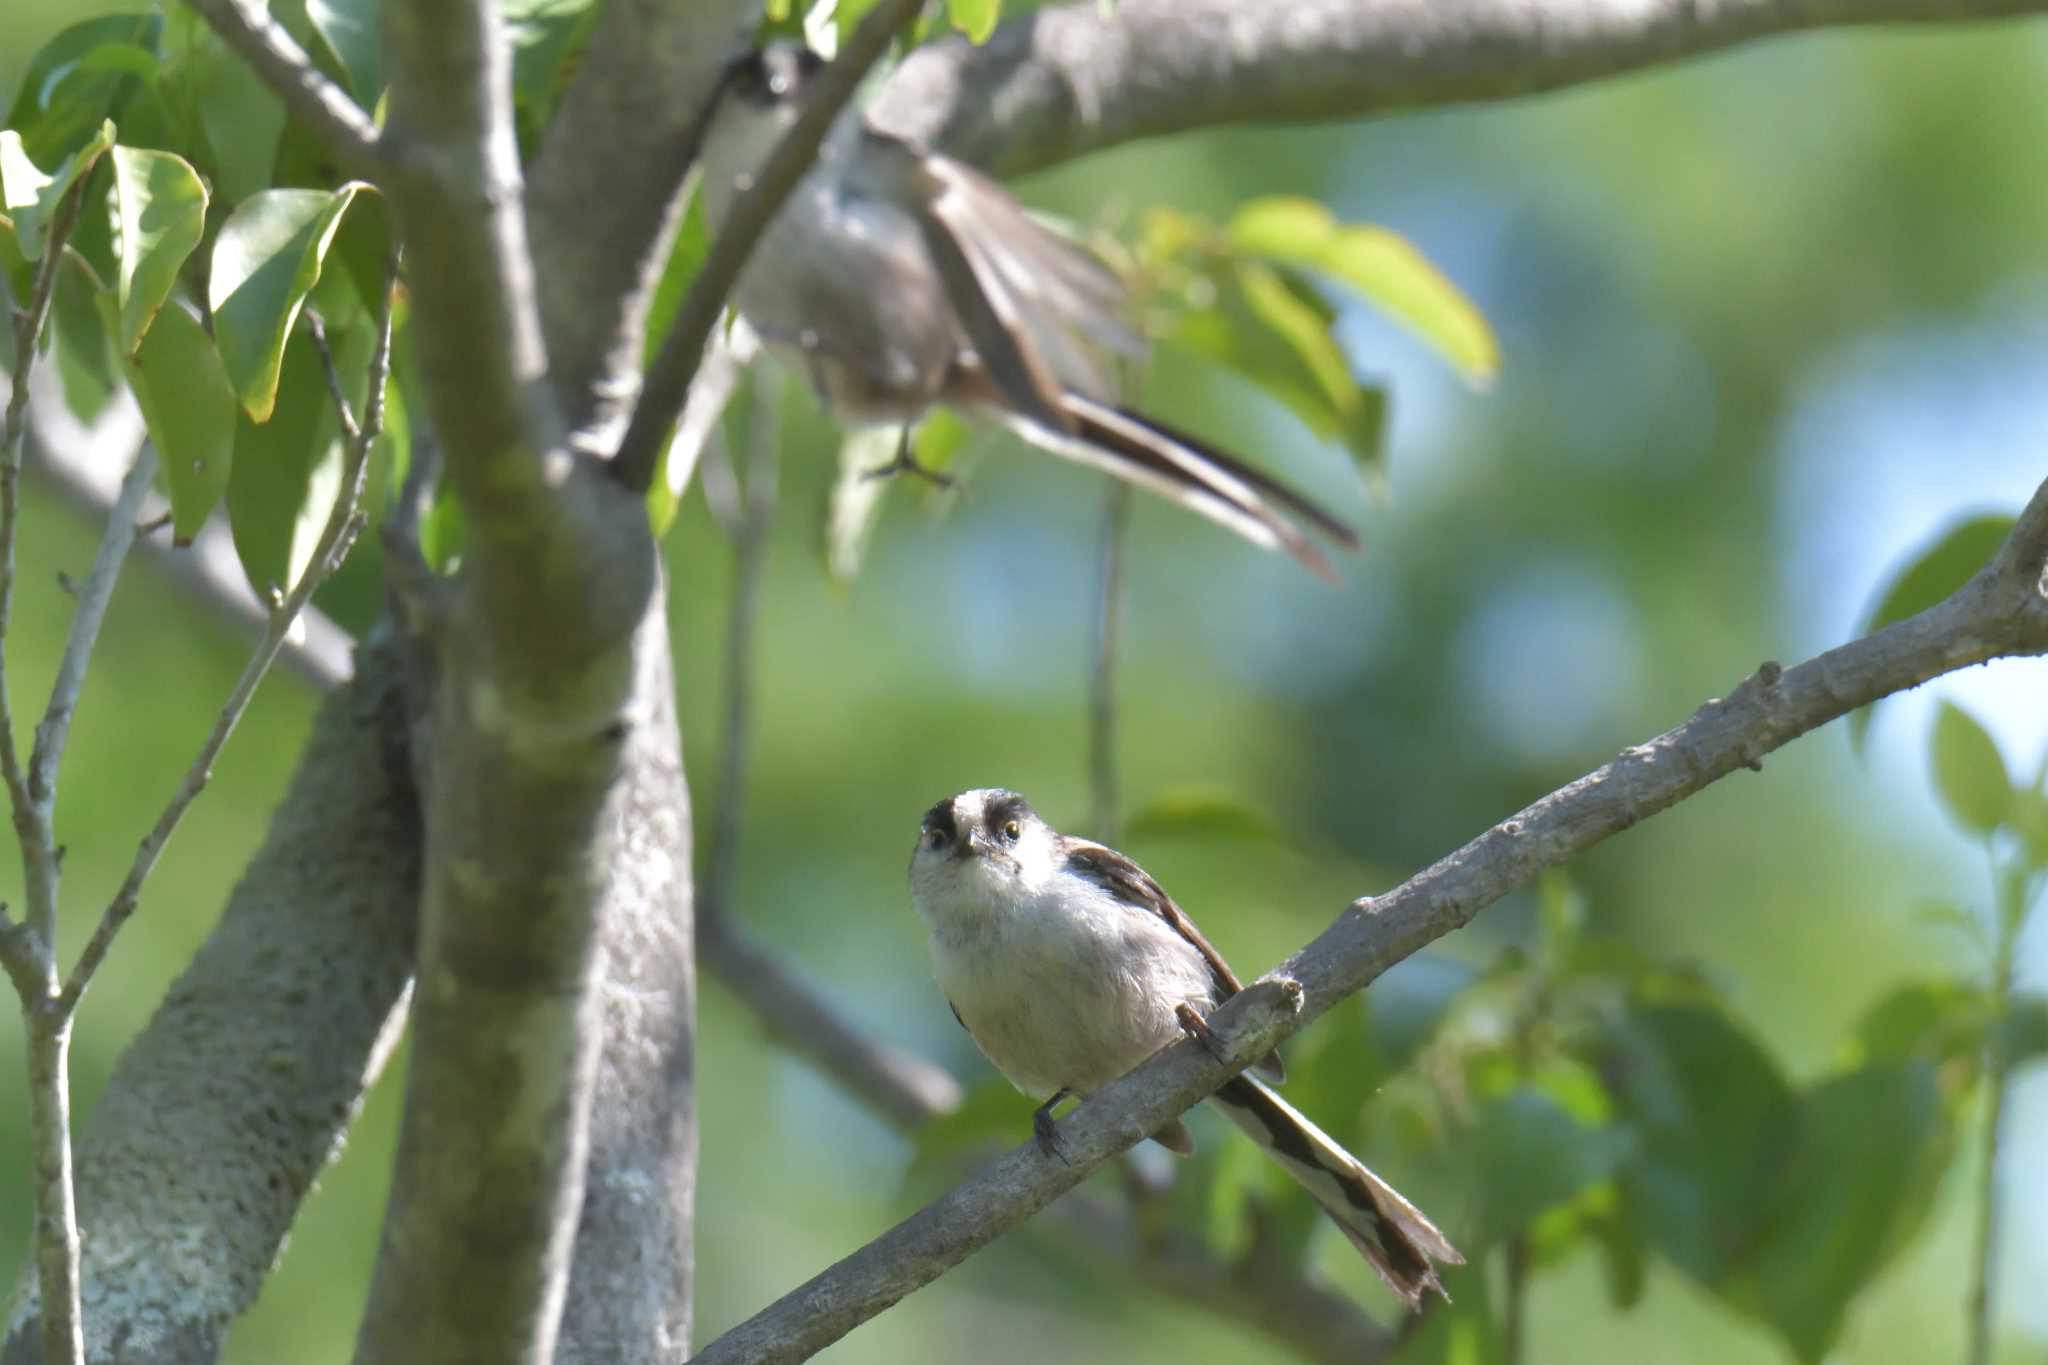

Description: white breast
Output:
[926,877,1220,1101]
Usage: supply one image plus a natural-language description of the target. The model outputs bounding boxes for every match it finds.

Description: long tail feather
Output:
[1211,1075,1462,1308]
[994,392,1358,581]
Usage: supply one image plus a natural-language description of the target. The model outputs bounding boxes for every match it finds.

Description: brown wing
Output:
[1062,839,1286,1083]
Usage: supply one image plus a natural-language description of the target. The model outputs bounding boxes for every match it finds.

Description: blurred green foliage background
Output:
[4,3,2047,1363]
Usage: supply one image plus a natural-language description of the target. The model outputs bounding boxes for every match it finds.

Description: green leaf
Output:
[824,427,901,583]
[209,184,364,422]
[503,0,600,134]
[227,331,342,597]
[2,13,163,165]
[306,0,385,104]
[2009,786,2048,871]
[1845,979,1986,1069]
[1123,786,1287,846]
[1995,996,2048,1069]
[946,0,1001,41]
[1396,1253,1502,1365]
[1161,252,1388,476]
[835,0,884,43]
[107,146,207,355]
[1745,1065,1952,1363]
[642,191,710,367]
[1228,195,1499,387]
[1600,1003,1794,1284]
[1,121,116,262]
[1462,1088,1634,1251]
[1930,701,2011,835]
[904,1078,1032,1187]
[111,297,237,543]
[1850,514,2013,749]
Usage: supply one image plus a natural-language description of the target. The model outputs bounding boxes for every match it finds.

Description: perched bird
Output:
[908,788,1462,1305]
[697,41,1360,579]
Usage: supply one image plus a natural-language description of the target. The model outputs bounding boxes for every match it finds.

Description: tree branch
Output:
[526,0,762,445]
[873,0,2048,174]
[690,479,2048,1364]
[2,636,423,1365]
[609,0,928,494]
[182,0,384,177]
[354,0,675,1355]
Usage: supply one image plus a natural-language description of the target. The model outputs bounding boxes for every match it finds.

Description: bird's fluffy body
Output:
[910,789,1217,1099]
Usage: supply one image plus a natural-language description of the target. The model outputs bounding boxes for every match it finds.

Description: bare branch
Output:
[691,480,2048,1364]
[526,0,761,444]
[2,165,97,978]
[26,449,156,834]
[610,0,928,493]
[3,638,424,1364]
[2,162,110,1365]
[182,0,384,176]
[875,0,2048,175]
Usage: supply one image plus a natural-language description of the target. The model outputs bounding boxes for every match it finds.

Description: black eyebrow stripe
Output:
[983,792,1032,830]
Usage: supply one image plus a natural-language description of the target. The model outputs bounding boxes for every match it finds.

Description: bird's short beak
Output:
[954,828,985,862]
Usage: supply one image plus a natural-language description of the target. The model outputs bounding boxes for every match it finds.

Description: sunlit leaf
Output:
[1228,195,1499,387]
[946,0,1001,41]
[107,145,206,355]
[1159,246,1388,476]
[209,183,364,422]
[1,120,115,262]
[1849,513,2013,749]
[1930,701,2011,836]
[306,0,385,104]
[110,296,237,543]
[824,426,902,583]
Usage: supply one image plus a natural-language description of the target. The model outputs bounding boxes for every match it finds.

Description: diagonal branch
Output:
[874,0,2048,175]
[609,0,928,493]
[183,0,384,176]
[690,479,2048,1365]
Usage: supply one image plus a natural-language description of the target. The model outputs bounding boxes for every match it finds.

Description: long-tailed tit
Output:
[908,788,1462,1306]
[698,43,1359,579]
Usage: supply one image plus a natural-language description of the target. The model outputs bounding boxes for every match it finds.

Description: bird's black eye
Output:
[924,826,947,851]
[1002,820,1021,844]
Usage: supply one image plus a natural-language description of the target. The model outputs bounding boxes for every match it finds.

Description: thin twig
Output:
[1088,482,1131,842]
[2,163,108,1365]
[610,0,928,492]
[56,265,397,1013]
[1965,852,2027,1365]
[304,310,363,444]
[2,169,98,951]
[27,448,159,944]
[1504,1234,1530,1364]
[182,0,384,176]
[689,478,2048,1365]
[701,363,779,931]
